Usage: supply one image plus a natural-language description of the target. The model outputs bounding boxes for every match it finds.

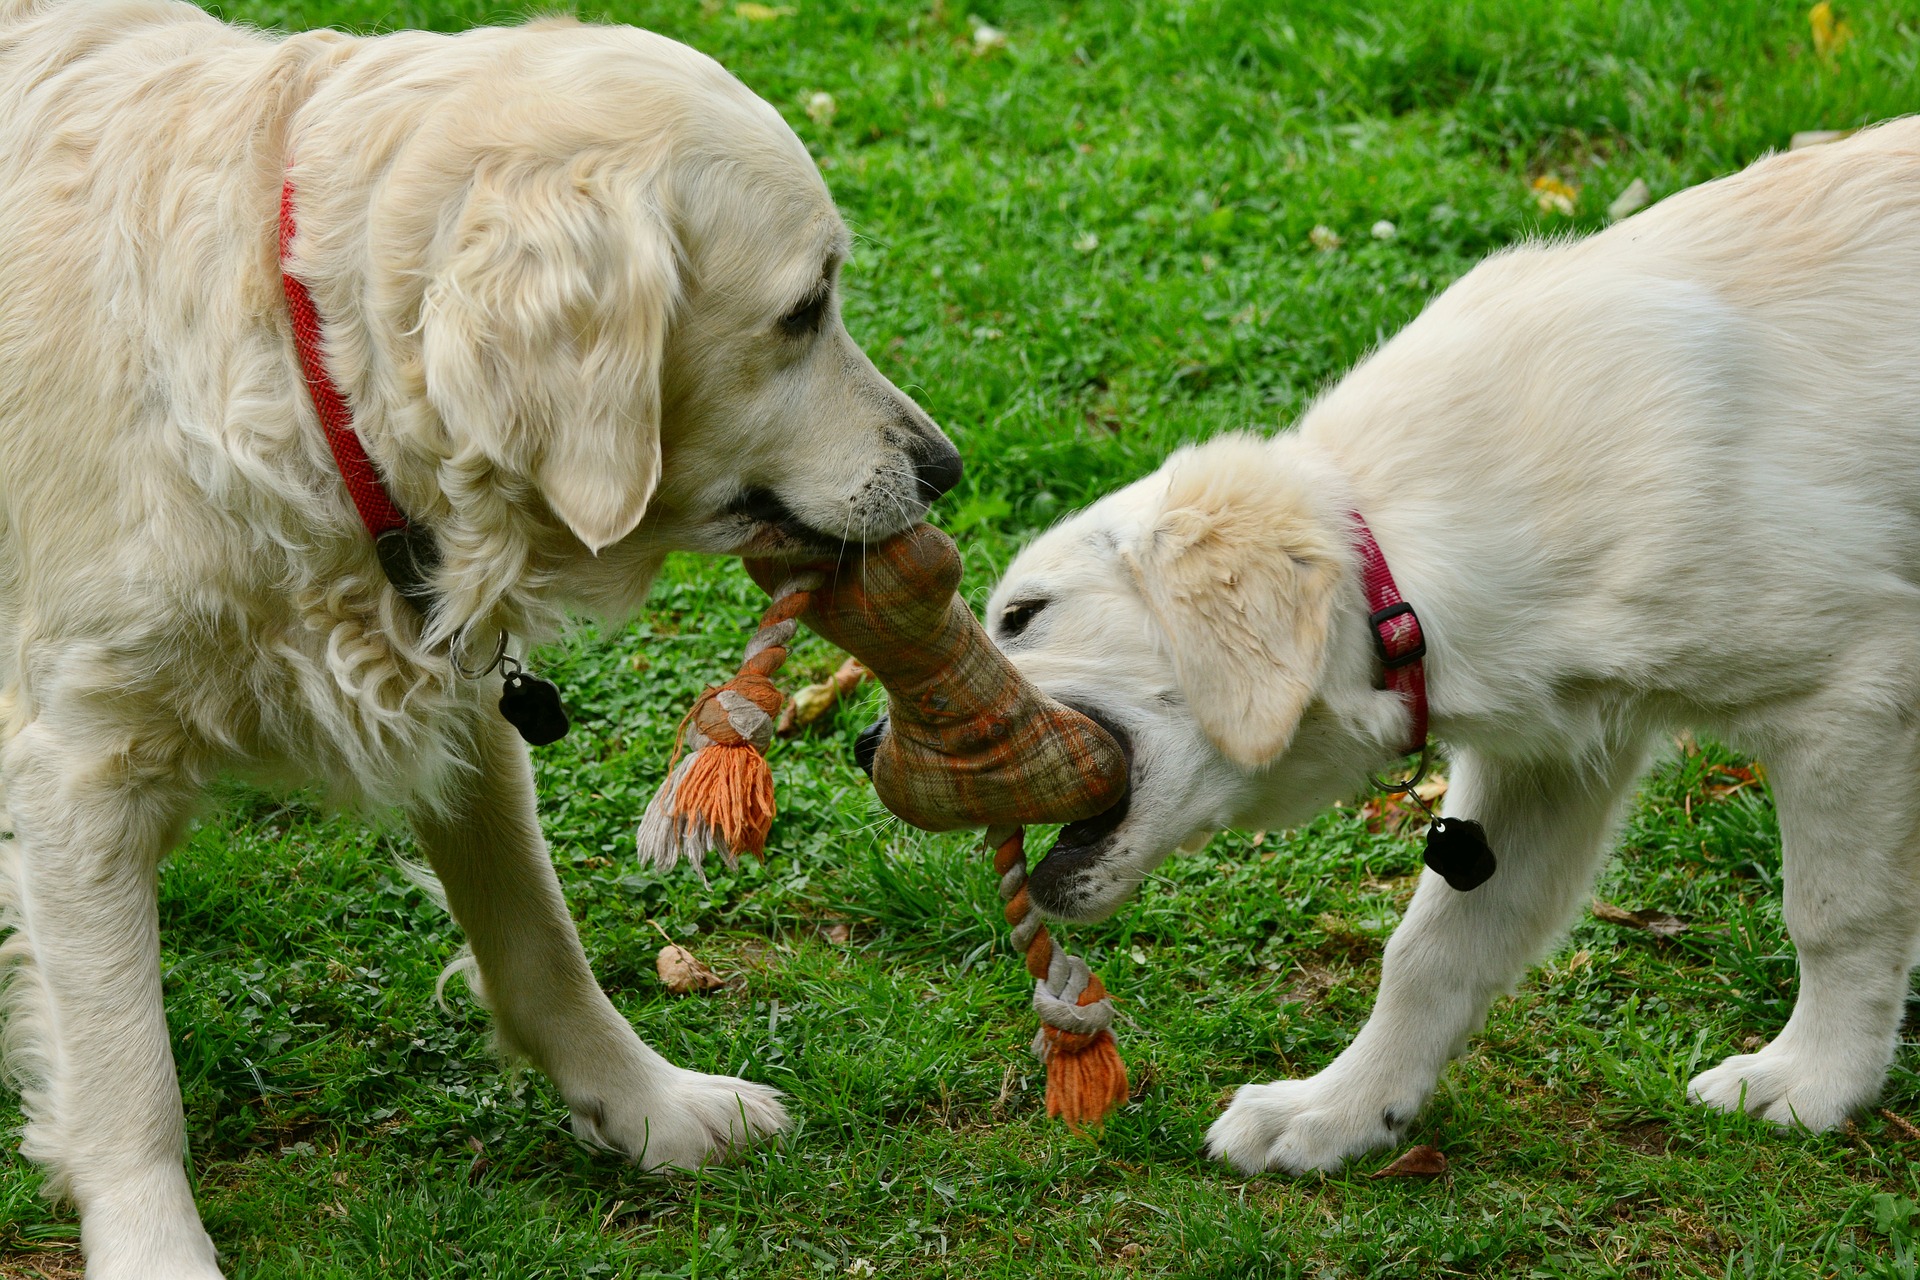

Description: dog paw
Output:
[571,1067,790,1170]
[1205,1077,1415,1174]
[1687,1048,1871,1132]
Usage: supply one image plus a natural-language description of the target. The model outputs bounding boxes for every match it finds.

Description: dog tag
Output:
[1424,816,1496,891]
[500,669,570,745]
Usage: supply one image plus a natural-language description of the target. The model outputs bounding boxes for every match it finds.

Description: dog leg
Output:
[1207,742,1649,1173]
[1,720,219,1279]
[408,717,789,1170]
[1687,725,1920,1129]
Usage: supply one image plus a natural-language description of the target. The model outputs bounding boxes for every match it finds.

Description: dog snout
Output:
[908,433,963,503]
[854,715,887,776]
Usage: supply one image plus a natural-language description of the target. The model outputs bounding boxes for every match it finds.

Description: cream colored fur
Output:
[0,2,958,1275]
[990,119,1920,1173]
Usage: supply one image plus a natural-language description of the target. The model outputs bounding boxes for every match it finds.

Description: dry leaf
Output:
[1591,899,1687,937]
[734,2,793,20]
[823,921,852,944]
[656,943,724,993]
[778,656,868,735]
[1608,178,1650,221]
[1372,1144,1448,1178]
[1791,129,1853,150]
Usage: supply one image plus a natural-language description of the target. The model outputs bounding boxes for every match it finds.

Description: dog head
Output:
[985,433,1407,920]
[300,21,959,635]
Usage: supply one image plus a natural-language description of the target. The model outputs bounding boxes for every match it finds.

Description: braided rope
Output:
[989,825,1128,1126]
[637,572,822,879]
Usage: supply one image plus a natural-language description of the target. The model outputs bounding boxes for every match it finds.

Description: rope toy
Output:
[636,571,822,879]
[643,525,1133,1126]
[990,825,1129,1129]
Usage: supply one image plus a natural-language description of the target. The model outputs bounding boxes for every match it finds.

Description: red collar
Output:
[1350,512,1428,756]
[280,177,437,607]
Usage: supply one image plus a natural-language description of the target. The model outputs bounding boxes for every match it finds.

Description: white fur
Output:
[988,119,1920,1174]
[0,2,958,1275]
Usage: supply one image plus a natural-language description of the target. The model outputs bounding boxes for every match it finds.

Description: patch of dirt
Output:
[1615,1119,1675,1155]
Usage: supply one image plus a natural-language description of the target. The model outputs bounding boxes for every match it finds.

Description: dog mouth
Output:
[1026,708,1136,918]
[724,487,847,554]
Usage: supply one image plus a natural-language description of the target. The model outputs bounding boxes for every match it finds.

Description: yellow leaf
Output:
[735,2,794,20]
[1810,3,1853,60]
[1531,174,1578,216]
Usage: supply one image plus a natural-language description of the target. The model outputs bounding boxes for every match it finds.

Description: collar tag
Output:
[374,526,441,615]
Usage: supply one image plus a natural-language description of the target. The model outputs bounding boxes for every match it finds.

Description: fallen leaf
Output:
[1372,1144,1448,1178]
[1591,899,1687,937]
[1531,174,1578,216]
[1809,2,1853,60]
[777,656,868,735]
[657,943,724,993]
[1791,128,1853,150]
[1607,177,1650,221]
[823,921,852,944]
[734,2,793,20]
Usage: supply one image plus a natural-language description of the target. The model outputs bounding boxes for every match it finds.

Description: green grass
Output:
[6,1,1920,1276]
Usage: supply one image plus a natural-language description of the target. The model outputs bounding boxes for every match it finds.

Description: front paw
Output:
[1205,1077,1416,1174]
[572,1067,790,1170]
[1687,1047,1873,1132]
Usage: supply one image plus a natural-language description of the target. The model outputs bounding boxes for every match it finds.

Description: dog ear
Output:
[422,163,678,552]
[1125,438,1342,769]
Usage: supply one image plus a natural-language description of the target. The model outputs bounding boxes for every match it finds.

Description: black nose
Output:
[854,716,887,777]
[910,437,964,503]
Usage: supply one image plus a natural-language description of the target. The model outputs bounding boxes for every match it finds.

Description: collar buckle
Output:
[1367,600,1426,670]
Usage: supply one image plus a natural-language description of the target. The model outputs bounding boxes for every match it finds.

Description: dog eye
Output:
[998,599,1047,640]
[779,289,829,337]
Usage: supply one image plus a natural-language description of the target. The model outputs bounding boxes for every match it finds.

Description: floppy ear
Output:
[422,163,678,552]
[1125,440,1343,769]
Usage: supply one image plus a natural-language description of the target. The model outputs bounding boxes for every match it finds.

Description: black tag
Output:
[1424,817,1496,891]
[500,670,570,745]
[374,525,441,614]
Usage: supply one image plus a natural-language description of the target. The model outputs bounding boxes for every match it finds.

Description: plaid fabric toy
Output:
[641,524,1133,1126]
[747,523,1126,831]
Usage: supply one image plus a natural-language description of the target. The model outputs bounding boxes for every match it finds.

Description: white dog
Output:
[0,2,961,1275]
[988,119,1920,1174]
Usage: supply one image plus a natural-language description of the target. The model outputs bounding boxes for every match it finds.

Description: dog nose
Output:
[854,715,887,777]
[910,438,964,502]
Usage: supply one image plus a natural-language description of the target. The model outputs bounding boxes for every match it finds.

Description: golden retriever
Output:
[987,119,1920,1173]
[0,1,960,1274]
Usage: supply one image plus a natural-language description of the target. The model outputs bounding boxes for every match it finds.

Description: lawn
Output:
[5,1,1920,1277]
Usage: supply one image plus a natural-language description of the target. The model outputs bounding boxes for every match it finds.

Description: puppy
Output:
[0,1,960,1275]
[988,119,1920,1174]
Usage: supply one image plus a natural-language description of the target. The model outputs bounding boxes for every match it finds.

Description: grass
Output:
[5,0,1920,1276]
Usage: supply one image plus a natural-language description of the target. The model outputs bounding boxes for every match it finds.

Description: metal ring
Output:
[451,629,509,681]
[1367,744,1431,795]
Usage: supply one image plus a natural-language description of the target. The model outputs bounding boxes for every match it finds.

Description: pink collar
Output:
[1350,512,1428,756]
[280,176,436,607]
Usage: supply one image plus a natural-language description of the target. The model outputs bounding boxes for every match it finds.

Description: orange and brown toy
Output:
[638,524,1133,1127]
